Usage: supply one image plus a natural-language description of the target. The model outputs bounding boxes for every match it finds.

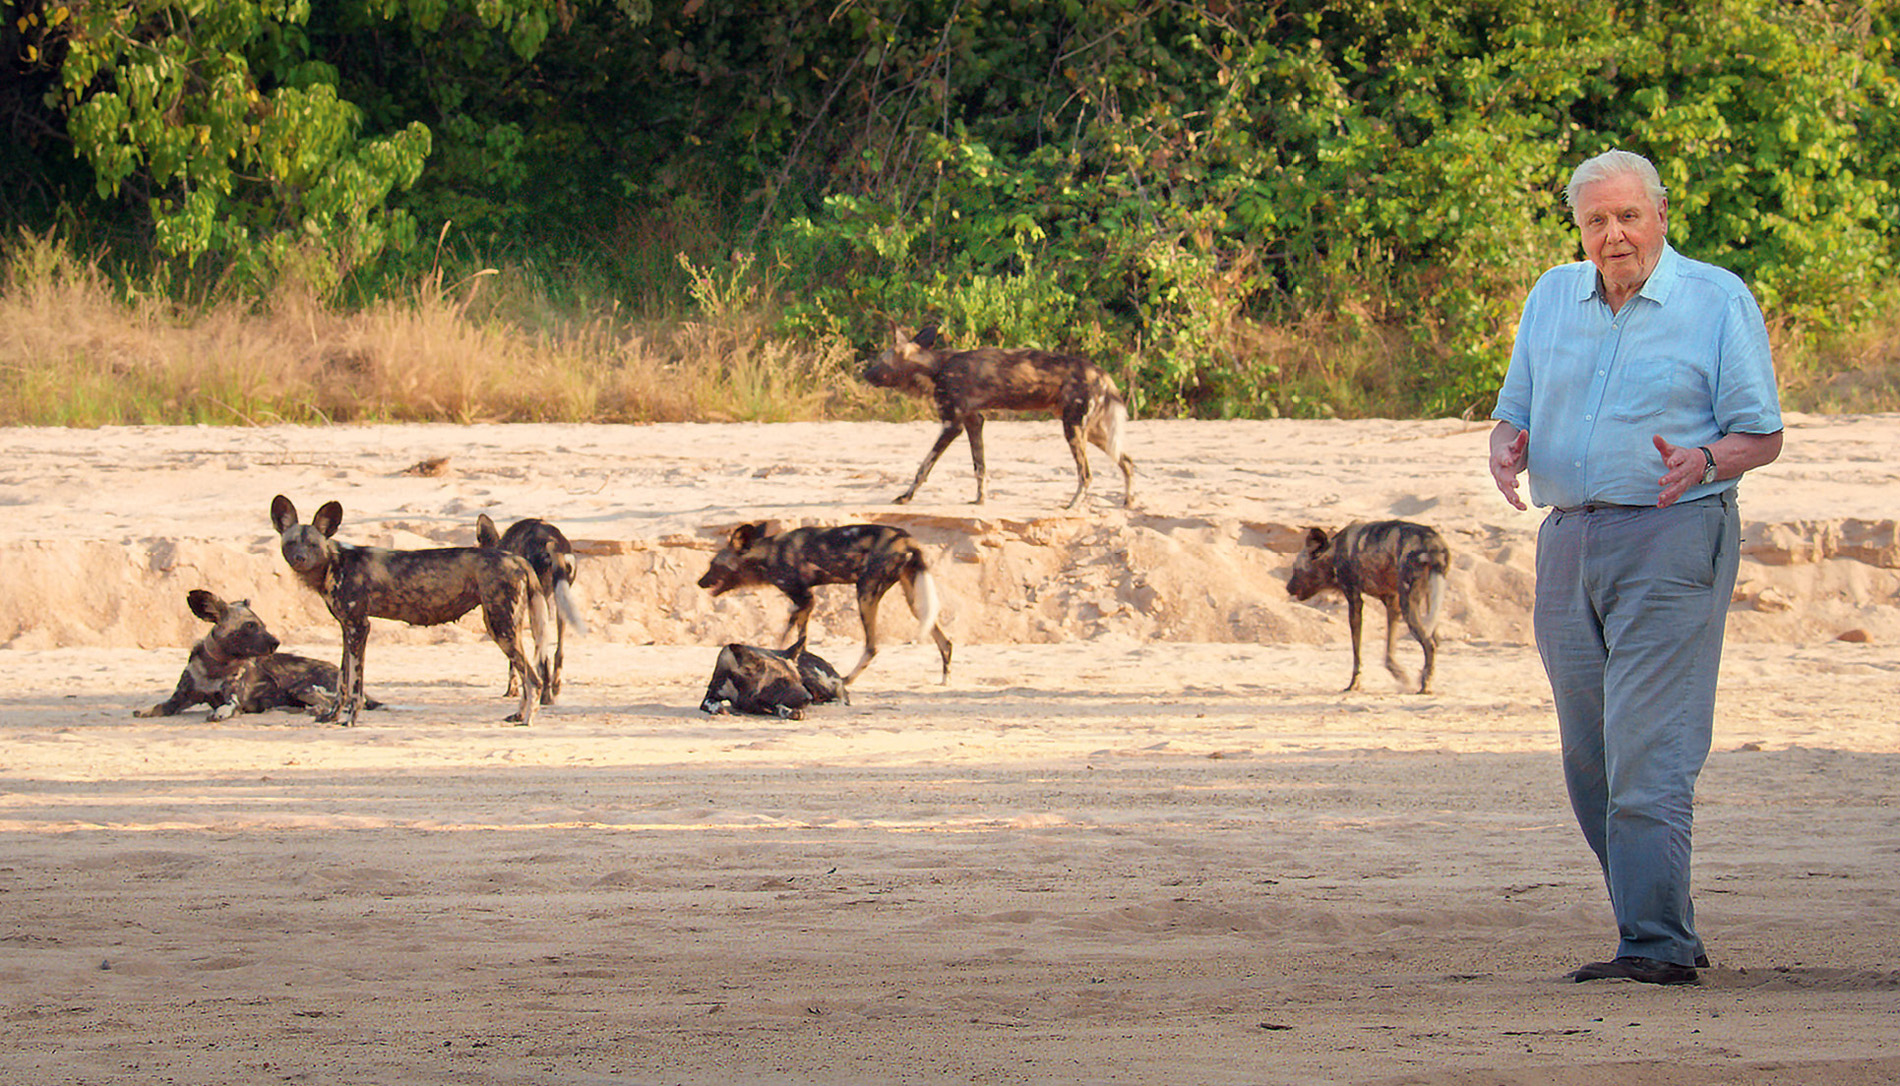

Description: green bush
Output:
[5,0,1895,419]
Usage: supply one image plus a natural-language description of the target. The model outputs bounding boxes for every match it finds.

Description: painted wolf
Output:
[135,589,381,721]
[697,521,952,684]
[862,324,1135,508]
[699,643,848,719]
[1287,520,1450,694]
[270,495,549,726]
[476,513,588,700]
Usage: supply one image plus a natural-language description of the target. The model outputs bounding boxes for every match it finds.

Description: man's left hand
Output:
[1652,435,1705,508]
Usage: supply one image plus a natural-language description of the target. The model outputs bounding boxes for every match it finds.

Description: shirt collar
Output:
[1576,244,1681,307]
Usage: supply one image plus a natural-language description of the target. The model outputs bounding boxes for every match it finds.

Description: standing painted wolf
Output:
[697,522,953,685]
[862,324,1135,508]
[1286,520,1451,694]
[699,643,849,719]
[270,495,550,727]
[476,513,588,700]
[135,589,382,721]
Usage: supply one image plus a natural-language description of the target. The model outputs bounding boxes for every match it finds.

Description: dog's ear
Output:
[730,521,768,550]
[312,501,344,538]
[476,513,501,549]
[914,323,939,349]
[1303,527,1331,554]
[186,589,227,624]
[270,495,298,533]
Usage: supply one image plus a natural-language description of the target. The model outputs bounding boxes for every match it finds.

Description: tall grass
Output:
[2,228,1895,427]
[0,231,881,427]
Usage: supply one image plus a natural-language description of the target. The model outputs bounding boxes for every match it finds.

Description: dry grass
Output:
[0,233,883,427]
[4,230,1897,427]
[1775,296,1900,414]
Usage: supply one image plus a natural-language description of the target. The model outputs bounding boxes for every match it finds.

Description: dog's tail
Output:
[902,545,955,684]
[550,555,590,637]
[1092,391,1136,506]
[1420,551,1449,634]
[909,562,942,642]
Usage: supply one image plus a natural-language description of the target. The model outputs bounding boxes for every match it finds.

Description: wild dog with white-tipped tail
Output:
[698,522,952,685]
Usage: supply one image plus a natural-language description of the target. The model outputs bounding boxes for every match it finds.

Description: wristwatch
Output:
[1697,446,1718,485]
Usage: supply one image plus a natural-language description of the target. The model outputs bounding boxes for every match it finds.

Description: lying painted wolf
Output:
[136,589,382,721]
[699,644,848,719]
[862,324,1135,508]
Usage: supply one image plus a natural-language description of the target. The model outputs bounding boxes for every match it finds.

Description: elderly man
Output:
[1489,149,1783,986]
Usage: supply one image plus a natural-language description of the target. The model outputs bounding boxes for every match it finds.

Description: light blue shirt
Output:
[1492,245,1783,509]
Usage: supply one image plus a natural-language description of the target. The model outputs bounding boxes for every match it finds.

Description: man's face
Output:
[1574,172,1668,298]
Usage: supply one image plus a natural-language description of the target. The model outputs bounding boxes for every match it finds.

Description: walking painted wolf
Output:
[699,643,848,720]
[135,589,382,721]
[1286,520,1451,694]
[476,513,588,700]
[862,324,1135,508]
[270,495,550,726]
[697,522,953,685]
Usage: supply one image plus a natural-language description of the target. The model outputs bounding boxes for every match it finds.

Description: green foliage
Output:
[5,0,1897,417]
[20,0,659,295]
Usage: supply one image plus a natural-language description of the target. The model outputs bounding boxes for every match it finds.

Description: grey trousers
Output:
[1532,491,1739,966]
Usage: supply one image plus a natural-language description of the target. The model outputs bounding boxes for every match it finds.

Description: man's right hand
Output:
[1489,423,1530,511]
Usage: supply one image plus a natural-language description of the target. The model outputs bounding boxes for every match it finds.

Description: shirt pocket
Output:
[1608,356,1709,423]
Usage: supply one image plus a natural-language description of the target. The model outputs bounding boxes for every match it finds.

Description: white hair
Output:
[1564,150,1667,210]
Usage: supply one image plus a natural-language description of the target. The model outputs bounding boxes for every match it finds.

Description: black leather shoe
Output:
[1568,956,1700,986]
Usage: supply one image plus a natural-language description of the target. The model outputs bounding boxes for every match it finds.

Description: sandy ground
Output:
[1,416,1897,1085]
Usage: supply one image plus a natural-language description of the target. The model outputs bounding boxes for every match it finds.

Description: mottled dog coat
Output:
[862,324,1135,508]
[698,522,952,684]
[700,644,848,719]
[476,513,587,700]
[136,589,380,721]
[271,495,549,726]
[1287,520,1451,694]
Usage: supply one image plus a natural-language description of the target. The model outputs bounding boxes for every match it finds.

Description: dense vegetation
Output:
[4,0,1898,423]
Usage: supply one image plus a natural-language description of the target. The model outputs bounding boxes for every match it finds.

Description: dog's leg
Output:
[845,578,890,684]
[550,604,566,701]
[965,414,989,504]
[315,627,351,724]
[1342,591,1366,692]
[135,672,200,718]
[499,638,540,725]
[1061,414,1093,509]
[1405,576,1442,694]
[529,582,554,707]
[895,420,964,504]
[781,585,816,655]
[346,625,372,726]
[1381,599,1414,689]
[486,586,543,726]
[331,621,371,726]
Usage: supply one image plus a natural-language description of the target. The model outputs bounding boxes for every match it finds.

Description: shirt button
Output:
[1584,414,1592,421]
